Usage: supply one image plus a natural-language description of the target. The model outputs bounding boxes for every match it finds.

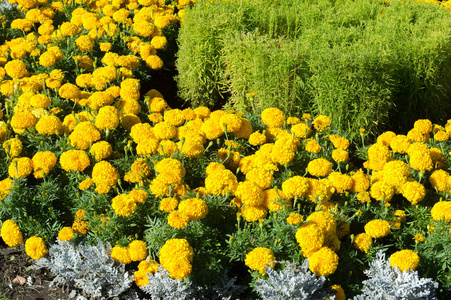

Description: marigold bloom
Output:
[128,240,147,261]
[261,108,285,128]
[11,111,37,133]
[434,130,449,142]
[245,247,275,275]
[159,239,193,280]
[168,210,190,229]
[5,59,28,79]
[246,168,273,190]
[400,180,426,205]
[312,115,331,132]
[306,211,337,237]
[25,236,48,260]
[282,176,310,198]
[60,150,90,172]
[353,233,372,253]
[134,259,159,287]
[350,170,370,193]
[92,161,120,191]
[370,181,395,202]
[296,222,325,257]
[35,115,62,135]
[414,119,433,134]
[1,219,23,247]
[307,158,332,177]
[154,158,186,185]
[364,219,391,238]
[111,246,132,264]
[69,122,101,150]
[304,138,321,153]
[146,55,164,70]
[286,212,303,225]
[429,169,450,192]
[90,141,113,161]
[178,198,208,221]
[32,151,57,178]
[233,118,253,139]
[430,201,451,222]
[8,157,33,179]
[291,122,311,139]
[235,181,264,206]
[205,169,238,196]
[58,227,74,241]
[376,131,396,146]
[75,35,94,52]
[241,205,268,222]
[248,131,267,146]
[112,194,137,217]
[160,197,178,212]
[390,249,420,272]
[328,172,352,194]
[308,247,338,276]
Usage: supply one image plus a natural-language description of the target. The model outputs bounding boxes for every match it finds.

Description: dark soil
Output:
[0,240,70,300]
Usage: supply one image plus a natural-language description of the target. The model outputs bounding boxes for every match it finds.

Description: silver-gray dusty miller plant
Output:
[353,250,438,300]
[139,265,195,300]
[254,260,335,300]
[33,238,133,299]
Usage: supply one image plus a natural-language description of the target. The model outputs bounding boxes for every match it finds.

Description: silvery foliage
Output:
[254,260,335,300]
[353,250,438,300]
[208,269,248,300]
[34,238,133,299]
[139,265,196,300]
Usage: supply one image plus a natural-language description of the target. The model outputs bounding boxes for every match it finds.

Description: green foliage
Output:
[177,0,451,140]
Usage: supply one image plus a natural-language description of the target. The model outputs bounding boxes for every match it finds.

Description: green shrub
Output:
[176,0,451,139]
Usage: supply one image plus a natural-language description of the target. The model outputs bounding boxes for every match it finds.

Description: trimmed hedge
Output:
[176,0,451,139]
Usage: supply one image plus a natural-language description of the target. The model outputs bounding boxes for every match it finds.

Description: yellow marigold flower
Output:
[217,148,241,169]
[99,42,112,52]
[364,143,391,171]
[407,127,430,143]
[287,116,301,125]
[400,180,426,205]
[307,158,332,177]
[155,158,186,185]
[245,168,273,190]
[69,122,101,150]
[92,160,119,190]
[382,160,410,188]
[247,131,266,146]
[370,181,395,202]
[149,175,171,197]
[159,238,193,279]
[128,190,147,204]
[429,169,450,192]
[112,194,137,217]
[120,78,141,102]
[25,236,48,260]
[134,259,159,287]
[414,119,433,134]
[308,247,338,276]
[291,122,311,139]
[261,107,285,128]
[233,118,253,139]
[0,178,13,201]
[164,109,185,127]
[32,151,57,178]
[235,181,264,206]
[89,141,113,161]
[328,172,352,194]
[111,245,132,264]
[364,219,391,238]
[409,148,433,173]
[304,138,321,153]
[355,191,370,203]
[30,94,50,108]
[153,122,177,140]
[147,97,167,113]
[295,221,325,257]
[2,138,21,158]
[328,135,350,150]
[130,123,155,144]
[241,205,268,222]
[11,111,37,133]
[35,115,62,135]
[390,249,420,272]
[178,198,208,221]
[60,150,90,172]
[413,233,425,243]
[58,83,81,99]
[328,285,346,300]
[146,55,164,70]
[376,131,396,146]
[306,211,337,237]
[95,106,119,131]
[331,148,348,163]
[58,227,74,241]
[75,35,94,52]
[219,113,242,133]
[353,233,372,253]
[39,51,57,67]
[350,170,370,193]
[282,176,310,198]
[201,118,224,140]
[79,178,94,190]
[5,59,28,79]
[1,219,23,247]
[305,179,332,203]
[286,212,303,225]
[8,157,33,179]
[128,240,147,261]
[205,169,238,196]
[312,115,331,132]
[72,218,89,235]
[121,114,141,131]
[168,210,190,229]
[434,130,449,142]
[245,247,275,275]
[263,189,290,211]
[150,36,168,49]
[430,201,451,222]
[192,106,210,119]
[160,197,178,212]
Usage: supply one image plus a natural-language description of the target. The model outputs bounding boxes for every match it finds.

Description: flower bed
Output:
[0,0,451,299]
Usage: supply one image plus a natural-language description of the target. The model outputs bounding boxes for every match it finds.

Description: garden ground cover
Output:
[0,0,451,299]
